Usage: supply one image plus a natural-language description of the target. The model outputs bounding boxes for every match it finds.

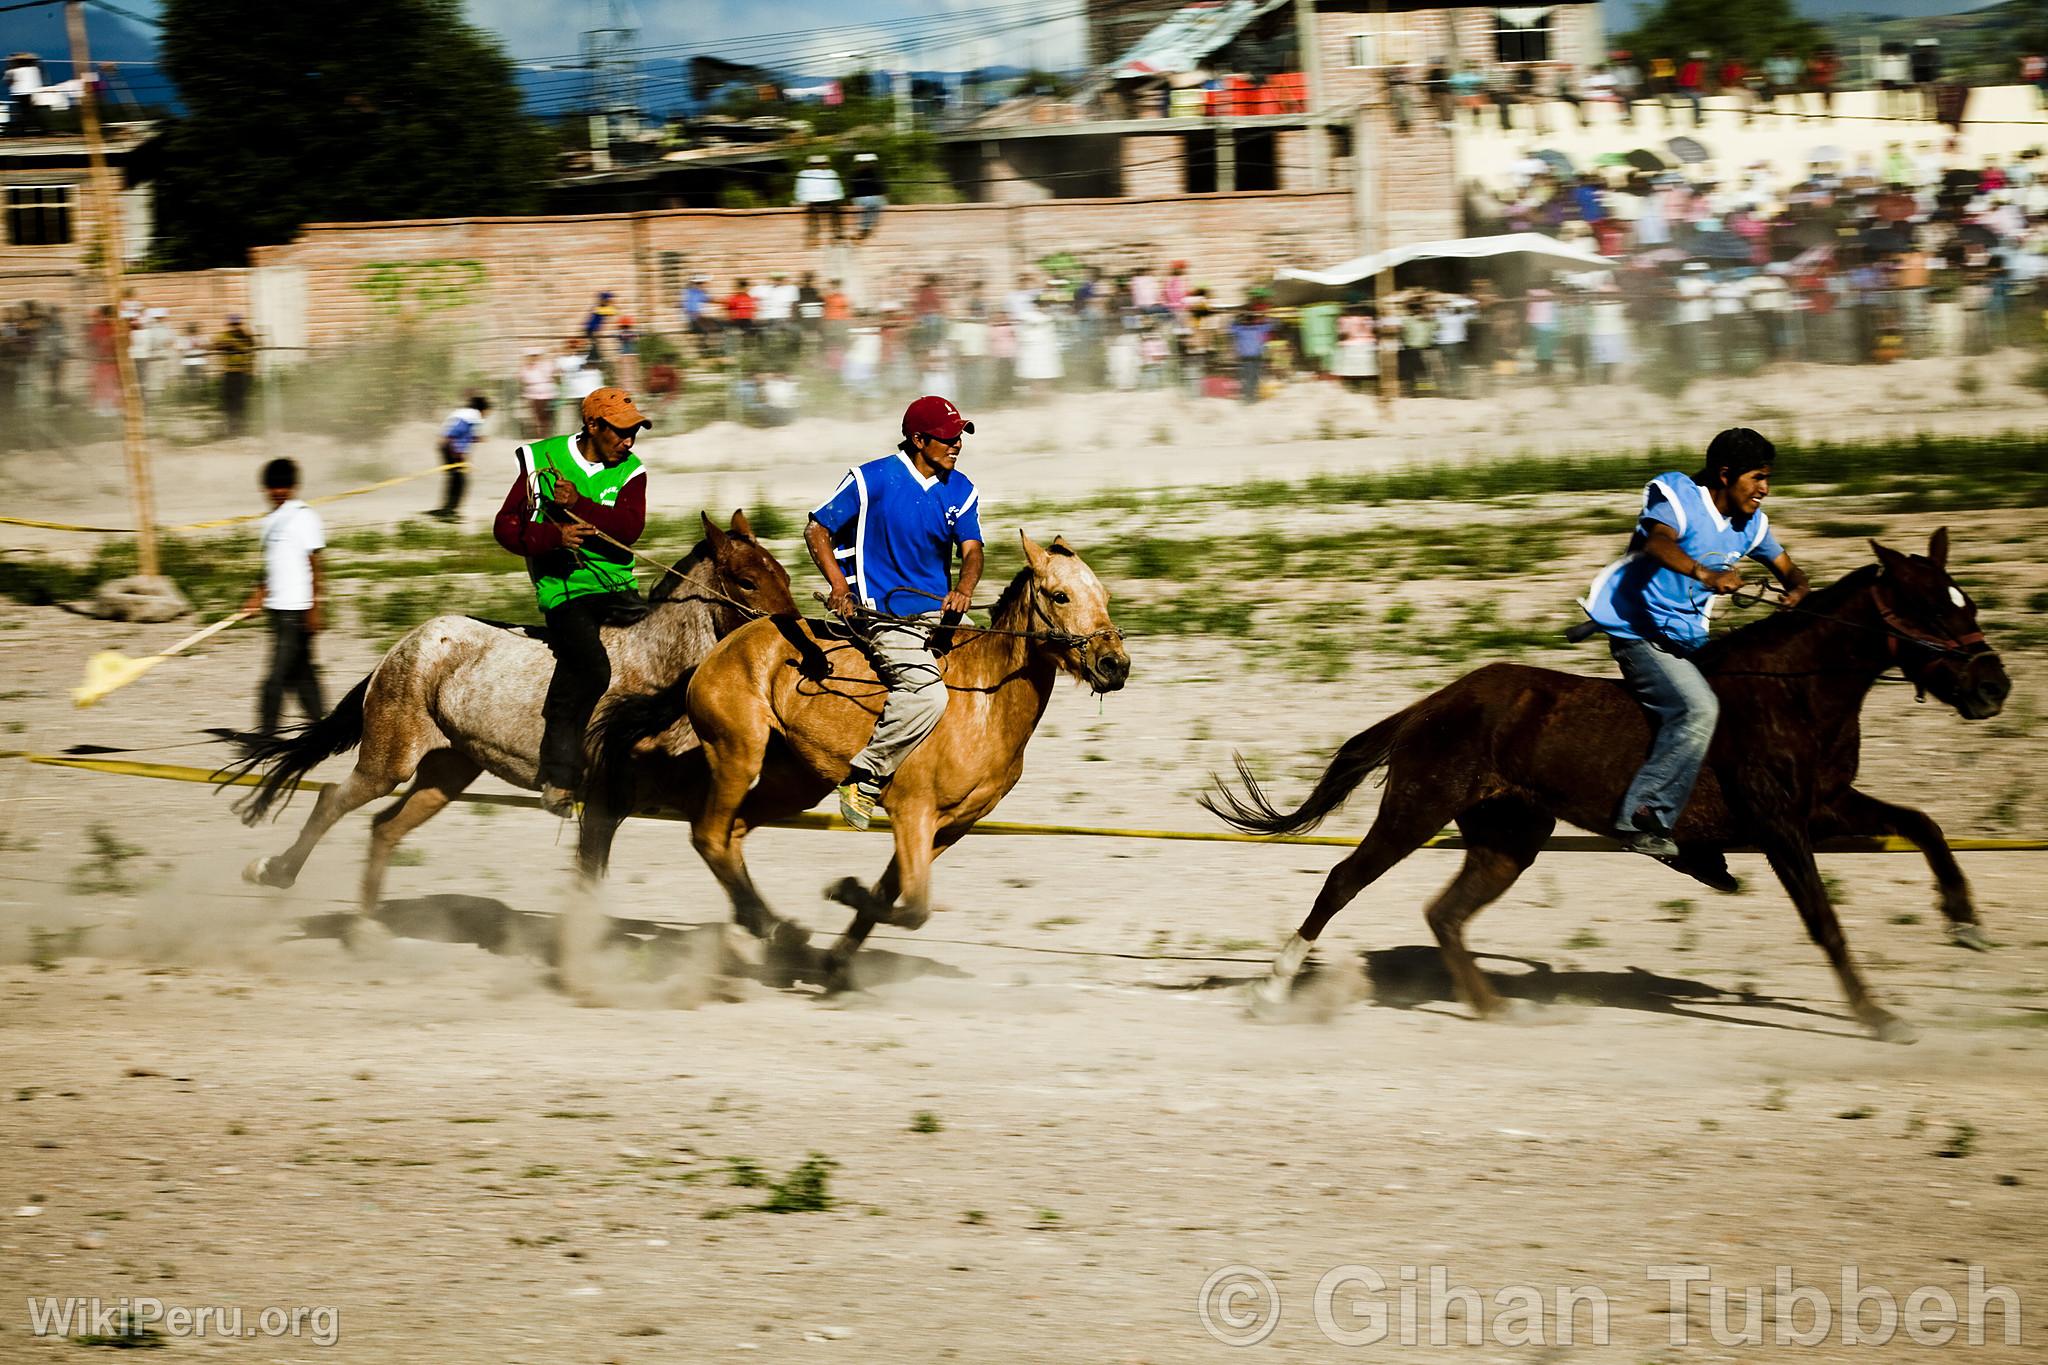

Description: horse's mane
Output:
[1694,563,1879,669]
[649,539,713,604]
[985,565,1036,629]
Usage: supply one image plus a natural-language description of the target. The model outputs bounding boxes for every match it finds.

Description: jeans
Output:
[436,458,466,517]
[1610,634,1719,835]
[850,615,948,781]
[1237,354,1263,403]
[854,195,886,238]
[259,609,324,735]
[538,591,635,791]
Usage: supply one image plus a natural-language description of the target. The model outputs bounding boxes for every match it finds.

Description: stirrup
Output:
[836,778,879,831]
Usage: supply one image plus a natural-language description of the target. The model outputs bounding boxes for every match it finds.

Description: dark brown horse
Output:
[1204,531,2010,1044]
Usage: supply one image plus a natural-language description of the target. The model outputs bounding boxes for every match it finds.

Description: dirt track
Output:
[4,377,2048,1361]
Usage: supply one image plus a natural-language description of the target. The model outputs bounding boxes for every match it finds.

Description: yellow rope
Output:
[8,752,2047,854]
[0,463,469,535]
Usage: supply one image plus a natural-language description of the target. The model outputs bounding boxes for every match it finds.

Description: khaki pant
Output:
[851,614,948,780]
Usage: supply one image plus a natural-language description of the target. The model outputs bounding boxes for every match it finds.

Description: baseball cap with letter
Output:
[581,387,652,430]
[901,394,974,442]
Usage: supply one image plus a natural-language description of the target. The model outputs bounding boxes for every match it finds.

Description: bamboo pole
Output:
[67,0,160,580]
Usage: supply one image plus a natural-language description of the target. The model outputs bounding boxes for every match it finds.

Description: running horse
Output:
[228,513,797,929]
[1204,532,2009,1043]
[582,532,1130,983]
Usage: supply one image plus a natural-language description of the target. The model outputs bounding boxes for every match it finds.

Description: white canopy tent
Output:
[1269,233,1616,304]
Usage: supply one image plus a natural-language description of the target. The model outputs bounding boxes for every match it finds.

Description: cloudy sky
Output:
[468,0,1090,74]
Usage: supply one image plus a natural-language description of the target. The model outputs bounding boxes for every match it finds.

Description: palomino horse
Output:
[1204,532,2009,1044]
[583,532,1130,981]
[229,512,796,926]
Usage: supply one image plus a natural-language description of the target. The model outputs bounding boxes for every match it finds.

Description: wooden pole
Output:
[1294,0,1327,189]
[67,0,160,580]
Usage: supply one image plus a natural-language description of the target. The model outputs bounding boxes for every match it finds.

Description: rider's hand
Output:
[827,587,858,620]
[1698,567,1745,595]
[1781,582,1810,608]
[305,603,323,634]
[241,587,264,614]
[558,521,593,549]
[941,588,973,615]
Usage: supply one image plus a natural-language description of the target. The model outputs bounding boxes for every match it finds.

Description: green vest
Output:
[518,433,644,611]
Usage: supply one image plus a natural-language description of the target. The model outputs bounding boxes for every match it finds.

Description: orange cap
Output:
[580,387,652,430]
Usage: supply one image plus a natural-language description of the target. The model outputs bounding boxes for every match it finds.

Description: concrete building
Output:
[939,0,1603,252]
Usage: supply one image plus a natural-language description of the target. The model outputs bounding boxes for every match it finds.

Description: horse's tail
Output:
[582,667,698,840]
[222,674,371,824]
[1201,706,1414,836]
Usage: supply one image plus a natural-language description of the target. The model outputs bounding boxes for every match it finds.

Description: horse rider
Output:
[1580,427,1810,867]
[806,394,985,830]
[492,386,653,817]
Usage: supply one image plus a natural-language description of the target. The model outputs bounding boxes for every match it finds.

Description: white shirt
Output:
[755,283,796,322]
[793,166,845,204]
[260,499,324,611]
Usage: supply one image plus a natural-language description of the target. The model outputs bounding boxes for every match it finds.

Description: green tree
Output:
[1619,0,1824,63]
[153,0,554,267]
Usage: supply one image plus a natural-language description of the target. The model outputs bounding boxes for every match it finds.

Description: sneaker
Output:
[1664,847,1741,894]
[836,777,880,831]
[1616,805,1680,859]
[540,783,577,819]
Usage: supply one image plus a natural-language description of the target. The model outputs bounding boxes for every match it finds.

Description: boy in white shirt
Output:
[240,457,326,738]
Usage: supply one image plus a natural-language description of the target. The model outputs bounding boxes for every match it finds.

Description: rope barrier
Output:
[6,751,2045,854]
[0,463,468,535]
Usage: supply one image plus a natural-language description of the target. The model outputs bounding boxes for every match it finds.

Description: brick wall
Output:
[230,192,1361,365]
[1120,133,1186,197]
[4,265,250,328]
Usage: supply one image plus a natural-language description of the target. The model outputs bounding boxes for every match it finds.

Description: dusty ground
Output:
[2,366,2046,1362]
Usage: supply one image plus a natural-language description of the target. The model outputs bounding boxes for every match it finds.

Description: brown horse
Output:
[229,512,796,926]
[1204,531,2010,1044]
[582,532,1130,982]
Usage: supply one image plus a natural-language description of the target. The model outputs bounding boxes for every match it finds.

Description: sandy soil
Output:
[6,349,2045,559]
[2,365,2046,1362]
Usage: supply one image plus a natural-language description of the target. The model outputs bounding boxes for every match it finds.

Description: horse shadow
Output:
[1173,944,1854,1036]
[291,895,965,997]
[1351,944,1852,1034]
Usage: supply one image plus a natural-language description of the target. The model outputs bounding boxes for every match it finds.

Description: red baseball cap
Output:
[902,394,974,442]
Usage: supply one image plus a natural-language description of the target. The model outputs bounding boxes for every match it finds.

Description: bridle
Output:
[1732,576,1986,661]
[1871,580,1985,660]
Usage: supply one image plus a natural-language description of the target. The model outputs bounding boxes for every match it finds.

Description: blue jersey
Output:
[812,452,984,615]
[441,407,486,456]
[1583,470,1784,649]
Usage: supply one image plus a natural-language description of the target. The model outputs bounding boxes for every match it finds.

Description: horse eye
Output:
[1051,591,1070,605]
[735,578,758,592]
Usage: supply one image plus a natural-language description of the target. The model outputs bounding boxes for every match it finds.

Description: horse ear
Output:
[1049,534,1076,558]
[1927,527,1949,571]
[730,508,754,539]
[1869,538,1908,576]
[1019,530,1051,575]
[701,510,729,553]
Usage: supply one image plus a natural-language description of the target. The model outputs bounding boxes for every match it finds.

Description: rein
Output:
[1729,578,1984,659]
[548,501,770,622]
[823,585,1124,651]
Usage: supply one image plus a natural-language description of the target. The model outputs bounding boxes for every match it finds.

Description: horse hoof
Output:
[243,857,294,889]
[1949,923,1995,952]
[767,918,813,954]
[1868,1012,1919,1045]
[1244,978,1293,1022]
[883,903,930,931]
[338,916,394,955]
[824,876,870,911]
